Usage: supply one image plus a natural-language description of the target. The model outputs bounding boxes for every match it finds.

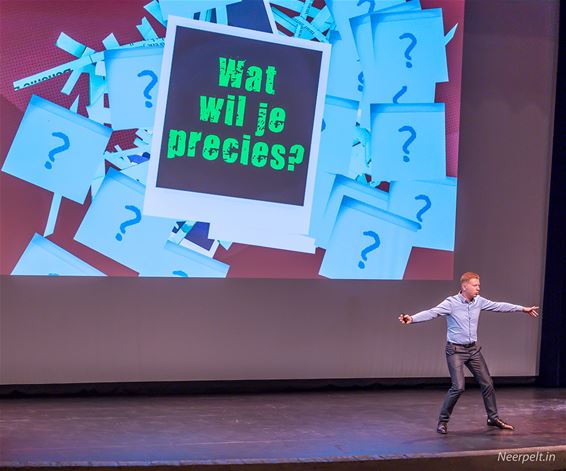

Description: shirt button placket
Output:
[468,305,472,344]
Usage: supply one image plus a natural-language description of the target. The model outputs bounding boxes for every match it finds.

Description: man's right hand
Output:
[399,314,413,324]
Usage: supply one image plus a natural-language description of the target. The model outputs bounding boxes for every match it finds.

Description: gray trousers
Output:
[439,342,498,422]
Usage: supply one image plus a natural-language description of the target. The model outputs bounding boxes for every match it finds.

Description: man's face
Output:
[462,278,481,298]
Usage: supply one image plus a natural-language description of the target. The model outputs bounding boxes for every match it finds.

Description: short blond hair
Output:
[460,272,480,284]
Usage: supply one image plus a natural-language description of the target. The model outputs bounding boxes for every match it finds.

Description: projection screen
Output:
[0,0,557,384]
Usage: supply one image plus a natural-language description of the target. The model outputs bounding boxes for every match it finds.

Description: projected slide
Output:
[0,0,464,279]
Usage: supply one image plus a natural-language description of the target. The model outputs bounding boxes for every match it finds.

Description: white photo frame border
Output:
[144,16,330,238]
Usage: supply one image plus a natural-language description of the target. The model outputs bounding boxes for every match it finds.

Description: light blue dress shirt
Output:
[411,293,524,344]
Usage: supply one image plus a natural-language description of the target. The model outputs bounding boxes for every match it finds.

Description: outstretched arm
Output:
[480,298,540,317]
[399,299,452,325]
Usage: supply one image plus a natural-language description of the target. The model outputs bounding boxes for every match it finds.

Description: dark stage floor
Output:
[1,387,565,470]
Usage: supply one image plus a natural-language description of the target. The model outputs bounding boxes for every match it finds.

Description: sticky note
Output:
[325,0,405,101]
[12,233,105,276]
[327,0,405,39]
[326,29,362,101]
[370,103,445,182]
[74,168,176,273]
[350,14,379,104]
[138,241,229,277]
[388,177,457,251]
[349,1,420,124]
[370,8,448,103]
[319,198,420,279]
[315,174,389,249]
[105,47,163,130]
[2,95,111,203]
[318,96,359,175]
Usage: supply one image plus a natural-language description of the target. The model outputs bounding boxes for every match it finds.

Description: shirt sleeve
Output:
[480,297,523,312]
[411,298,453,323]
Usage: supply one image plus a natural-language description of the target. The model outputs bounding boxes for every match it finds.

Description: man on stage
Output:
[399,272,539,434]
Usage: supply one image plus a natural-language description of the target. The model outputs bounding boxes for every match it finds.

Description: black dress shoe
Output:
[487,418,514,430]
[437,421,448,434]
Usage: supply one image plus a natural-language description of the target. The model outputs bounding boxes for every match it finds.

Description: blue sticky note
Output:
[2,95,111,203]
[388,177,457,251]
[326,0,408,37]
[310,96,365,241]
[349,18,379,128]
[105,47,163,130]
[370,8,448,103]
[347,2,423,125]
[319,198,420,279]
[347,1,418,105]
[326,0,405,100]
[319,96,359,175]
[315,175,389,249]
[326,29,363,101]
[74,169,176,273]
[370,103,445,181]
[12,233,105,276]
[139,241,229,277]
[327,0,406,33]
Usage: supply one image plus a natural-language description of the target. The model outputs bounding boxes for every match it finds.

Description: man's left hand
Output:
[523,306,540,317]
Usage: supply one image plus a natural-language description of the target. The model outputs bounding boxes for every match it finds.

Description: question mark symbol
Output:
[115,205,142,241]
[358,230,381,269]
[392,85,408,104]
[357,72,364,92]
[414,194,432,222]
[172,270,188,277]
[287,144,304,172]
[399,33,417,68]
[45,132,70,170]
[357,0,375,14]
[398,125,416,163]
[137,70,158,108]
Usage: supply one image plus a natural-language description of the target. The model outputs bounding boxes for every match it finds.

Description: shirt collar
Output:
[457,292,476,304]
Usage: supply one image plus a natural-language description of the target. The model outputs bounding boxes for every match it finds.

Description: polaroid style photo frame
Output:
[145,16,330,240]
